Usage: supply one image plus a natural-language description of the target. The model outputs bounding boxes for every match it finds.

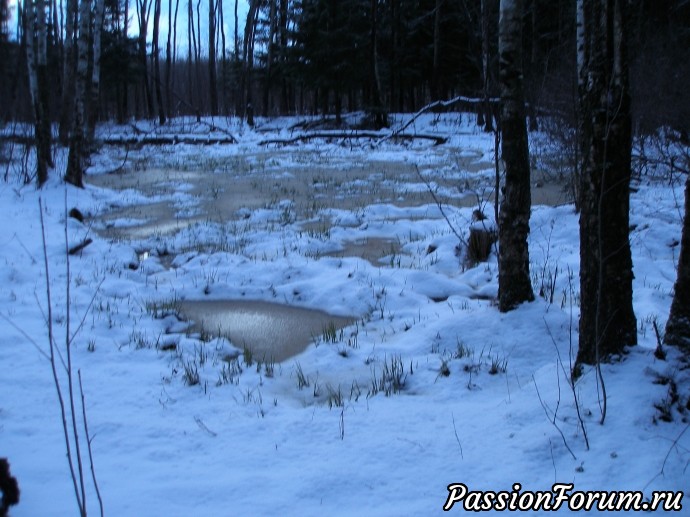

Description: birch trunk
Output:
[25,0,53,186]
[497,0,534,312]
[577,0,636,365]
[65,0,91,188]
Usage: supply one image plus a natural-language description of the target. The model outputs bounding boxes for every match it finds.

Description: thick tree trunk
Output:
[497,0,534,312]
[576,0,636,365]
[664,173,690,351]
[25,0,52,186]
[65,0,91,188]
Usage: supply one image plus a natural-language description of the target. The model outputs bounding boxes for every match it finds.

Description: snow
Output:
[1,114,688,516]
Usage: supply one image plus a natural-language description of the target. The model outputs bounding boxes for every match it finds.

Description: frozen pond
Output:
[86,143,570,361]
[178,299,354,362]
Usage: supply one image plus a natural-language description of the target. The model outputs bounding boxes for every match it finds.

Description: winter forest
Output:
[1,0,690,515]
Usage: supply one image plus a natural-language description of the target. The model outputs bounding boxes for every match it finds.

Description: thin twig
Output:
[412,164,466,245]
[64,192,87,514]
[533,375,577,461]
[377,95,499,145]
[451,413,464,459]
[79,369,104,517]
[39,198,84,514]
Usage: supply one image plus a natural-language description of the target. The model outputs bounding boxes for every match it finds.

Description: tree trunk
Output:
[576,0,636,366]
[65,0,91,188]
[165,0,176,117]
[431,0,441,100]
[370,0,386,128]
[664,173,690,351]
[243,0,260,125]
[497,0,534,312]
[137,0,153,119]
[208,0,218,115]
[187,0,194,113]
[152,0,166,123]
[481,0,494,131]
[37,0,52,168]
[262,0,276,117]
[25,0,53,186]
[58,0,78,144]
[87,0,106,142]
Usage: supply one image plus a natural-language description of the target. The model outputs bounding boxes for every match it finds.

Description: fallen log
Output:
[68,238,93,256]
[101,134,237,146]
[258,131,447,146]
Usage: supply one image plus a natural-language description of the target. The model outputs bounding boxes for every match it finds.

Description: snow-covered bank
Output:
[1,114,687,515]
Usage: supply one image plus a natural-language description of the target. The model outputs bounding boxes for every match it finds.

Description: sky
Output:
[5,0,249,55]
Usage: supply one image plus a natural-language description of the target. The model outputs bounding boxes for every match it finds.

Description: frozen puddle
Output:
[325,237,404,266]
[178,300,354,362]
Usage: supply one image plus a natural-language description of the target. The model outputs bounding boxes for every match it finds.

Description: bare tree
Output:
[136,0,153,118]
[58,0,78,144]
[65,0,92,188]
[431,0,442,100]
[24,0,53,186]
[165,0,178,117]
[87,0,106,142]
[576,0,636,366]
[665,171,690,351]
[243,0,260,125]
[152,0,166,123]
[479,0,495,131]
[497,0,534,312]
[208,0,218,115]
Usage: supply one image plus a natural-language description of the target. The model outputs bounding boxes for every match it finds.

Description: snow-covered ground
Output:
[1,114,688,515]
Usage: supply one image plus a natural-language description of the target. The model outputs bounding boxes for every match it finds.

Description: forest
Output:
[1,0,689,129]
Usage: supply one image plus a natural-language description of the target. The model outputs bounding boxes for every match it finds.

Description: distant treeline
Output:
[0,0,688,133]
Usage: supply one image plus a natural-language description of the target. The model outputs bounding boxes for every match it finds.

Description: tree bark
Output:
[664,173,690,351]
[152,0,166,123]
[208,0,218,115]
[25,0,53,186]
[243,0,260,126]
[480,0,494,131]
[137,0,154,119]
[262,0,276,117]
[576,0,636,365]
[369,0,386,128]
[87,0,106,142]
[65,0,91,188]
[497,0,534,312]
[58,0,78,144]
[187,0,195,113]
[431,0,442,100]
